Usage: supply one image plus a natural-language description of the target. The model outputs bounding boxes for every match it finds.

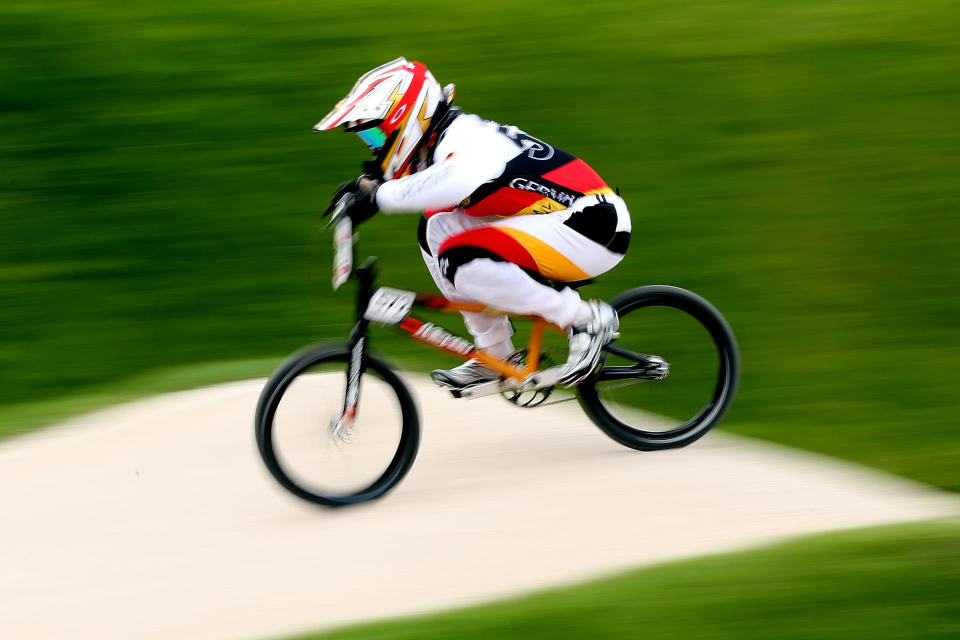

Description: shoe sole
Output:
[432,374,501,390]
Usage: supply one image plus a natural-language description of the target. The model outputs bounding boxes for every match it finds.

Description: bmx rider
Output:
[314,57,631,388]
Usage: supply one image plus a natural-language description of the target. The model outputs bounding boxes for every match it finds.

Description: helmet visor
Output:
[356,126,388,150]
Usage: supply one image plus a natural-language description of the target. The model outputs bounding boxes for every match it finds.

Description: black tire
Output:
[578,285,739,451]
[255,342,420,507]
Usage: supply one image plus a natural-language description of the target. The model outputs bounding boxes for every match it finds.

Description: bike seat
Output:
[548,278,593,291]
[526,270,593,291]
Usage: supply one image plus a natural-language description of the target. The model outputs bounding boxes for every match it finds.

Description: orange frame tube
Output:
[400,294,564,381]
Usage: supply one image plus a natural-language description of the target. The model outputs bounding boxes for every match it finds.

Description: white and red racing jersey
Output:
[375,113,614,217]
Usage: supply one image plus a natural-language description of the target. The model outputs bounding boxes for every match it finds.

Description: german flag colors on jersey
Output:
[460,125,613,217]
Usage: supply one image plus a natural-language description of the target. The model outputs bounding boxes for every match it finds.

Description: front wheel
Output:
[255,343,420,507]
[578,286,739,451]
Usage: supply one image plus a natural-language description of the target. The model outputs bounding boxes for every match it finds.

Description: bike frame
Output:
[326,197,653,426]
[336,256,565,428]
[347,257,564,382]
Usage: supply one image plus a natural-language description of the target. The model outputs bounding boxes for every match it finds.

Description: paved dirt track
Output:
[1,375,957,640]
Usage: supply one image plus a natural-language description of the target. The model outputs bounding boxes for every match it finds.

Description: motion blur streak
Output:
[2,1,959,637]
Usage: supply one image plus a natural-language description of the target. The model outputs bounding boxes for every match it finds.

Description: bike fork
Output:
[331,321,370,443]
[333,260,376,442]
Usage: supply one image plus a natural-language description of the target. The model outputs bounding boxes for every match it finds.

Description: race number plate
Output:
[364,287,416,325]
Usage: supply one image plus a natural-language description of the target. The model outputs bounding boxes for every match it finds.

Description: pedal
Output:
[440,378,515,399]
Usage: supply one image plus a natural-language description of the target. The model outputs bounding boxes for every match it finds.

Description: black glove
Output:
[323,179,357,217]
[323,176,379,225]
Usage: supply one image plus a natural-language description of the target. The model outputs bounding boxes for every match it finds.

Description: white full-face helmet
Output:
[314,58,449,180]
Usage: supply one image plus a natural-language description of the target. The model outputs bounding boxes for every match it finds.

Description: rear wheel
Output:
[255,343,420,506]
[578,286,739,451]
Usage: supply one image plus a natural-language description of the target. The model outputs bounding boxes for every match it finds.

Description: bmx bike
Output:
[255,196,739,507]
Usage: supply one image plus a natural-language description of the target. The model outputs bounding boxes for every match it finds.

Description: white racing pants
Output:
[418,193,631,349]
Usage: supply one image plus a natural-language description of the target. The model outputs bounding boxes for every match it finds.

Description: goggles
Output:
[356,126,388,150]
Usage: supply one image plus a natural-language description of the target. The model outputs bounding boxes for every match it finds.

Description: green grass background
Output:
[290,519,960,640]
[2,0,959,489]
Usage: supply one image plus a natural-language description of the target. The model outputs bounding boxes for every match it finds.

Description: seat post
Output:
[525,320,547,375]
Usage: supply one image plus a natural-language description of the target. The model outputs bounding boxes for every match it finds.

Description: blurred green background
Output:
[2,0,959,492]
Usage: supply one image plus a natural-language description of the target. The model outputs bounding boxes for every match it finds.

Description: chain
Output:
[538,394,580,406]
[592,379,648,393]
[535,379,647,407]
